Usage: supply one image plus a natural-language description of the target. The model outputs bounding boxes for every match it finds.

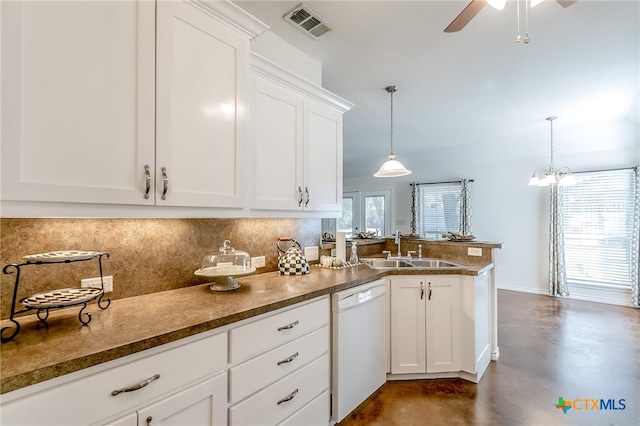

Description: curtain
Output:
[632,167,639,307]
[410,183,419,234]
[410,180,473,238]
[549,185,569,297]
[460,179,473,235]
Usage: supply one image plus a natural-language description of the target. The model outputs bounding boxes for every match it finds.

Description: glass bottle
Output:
[350,241,358,264]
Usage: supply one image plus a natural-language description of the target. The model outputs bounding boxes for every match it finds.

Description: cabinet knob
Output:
[146,416,153,426]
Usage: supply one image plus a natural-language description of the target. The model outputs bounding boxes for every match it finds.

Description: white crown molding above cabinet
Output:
[250,53,354,114]
[194,0,269,39]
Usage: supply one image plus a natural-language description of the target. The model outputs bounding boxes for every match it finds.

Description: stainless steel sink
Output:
[362,257,467,270]
[407,259,468,269]
[362,259,414,269]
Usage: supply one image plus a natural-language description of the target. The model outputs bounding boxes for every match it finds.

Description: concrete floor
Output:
[339,289,640,426]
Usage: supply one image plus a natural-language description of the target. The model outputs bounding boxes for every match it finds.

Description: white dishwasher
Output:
[332,279,388,422]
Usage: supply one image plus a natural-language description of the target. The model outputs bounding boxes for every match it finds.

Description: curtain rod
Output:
[573,165,638,174]
[409,179,474,186]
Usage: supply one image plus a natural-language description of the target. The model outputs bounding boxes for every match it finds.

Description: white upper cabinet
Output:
[155,1,248,208]
[251,78,304,211]
[249,54,353,215]
[1,0,267,216]
[304,101,343,212]
[1,0,156,205]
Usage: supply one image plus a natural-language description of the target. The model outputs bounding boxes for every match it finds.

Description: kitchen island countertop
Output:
[1,260,494,394]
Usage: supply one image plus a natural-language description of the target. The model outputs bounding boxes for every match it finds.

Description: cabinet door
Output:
[390,277,426,374]
[156,1,247,208]
[426,276,461,373]
[1,0,155,205]
[251,78,304,210]
[303,101,343,212]
[136,373,227,426]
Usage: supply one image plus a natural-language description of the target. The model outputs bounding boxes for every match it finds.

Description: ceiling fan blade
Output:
[444,0,487,33]
[556,0,577,7]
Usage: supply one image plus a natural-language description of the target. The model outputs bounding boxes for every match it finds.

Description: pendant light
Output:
[528,116,575,187]
[374,85,412,178]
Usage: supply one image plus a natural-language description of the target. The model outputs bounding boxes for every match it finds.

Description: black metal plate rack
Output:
[1,252,111,342]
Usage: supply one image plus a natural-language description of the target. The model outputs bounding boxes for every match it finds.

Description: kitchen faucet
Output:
[395,230,401,257]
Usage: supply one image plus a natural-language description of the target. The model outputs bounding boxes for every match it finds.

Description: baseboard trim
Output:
[497,284,636,308]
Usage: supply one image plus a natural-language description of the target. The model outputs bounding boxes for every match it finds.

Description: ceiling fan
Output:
[444,0,577,33]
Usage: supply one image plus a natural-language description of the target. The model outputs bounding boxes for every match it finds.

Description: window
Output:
[562,168,636,288]
[338,190,391,237]
[412,181,471,239]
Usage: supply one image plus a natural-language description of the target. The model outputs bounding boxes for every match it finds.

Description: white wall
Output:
[344,144,639,301]
[250,31,322,86]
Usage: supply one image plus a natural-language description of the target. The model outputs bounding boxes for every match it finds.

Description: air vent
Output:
[284,3,333,39]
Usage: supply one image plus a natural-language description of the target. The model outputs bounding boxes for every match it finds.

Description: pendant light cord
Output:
[390,88,394,155]
[548,116,555,169]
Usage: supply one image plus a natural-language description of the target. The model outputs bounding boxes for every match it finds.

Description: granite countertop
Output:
[1,261,494,394]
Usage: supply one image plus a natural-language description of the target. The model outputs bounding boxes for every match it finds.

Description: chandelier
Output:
[528,116,575,187]
[374,85,412,178]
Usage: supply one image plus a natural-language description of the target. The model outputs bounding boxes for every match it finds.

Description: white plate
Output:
[23,250,102,263]
[194,266,256,277]
[21,287,102,309]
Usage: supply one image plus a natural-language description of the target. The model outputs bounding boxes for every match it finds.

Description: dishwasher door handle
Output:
[336,285,386,312]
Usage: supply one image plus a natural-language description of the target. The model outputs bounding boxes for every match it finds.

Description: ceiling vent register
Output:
[284,3,333,39]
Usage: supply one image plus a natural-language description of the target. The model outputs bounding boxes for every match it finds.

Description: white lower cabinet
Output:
[107,373,227,426]
[390,275,460,375]
[389,273,491,382]
[228,297,330,426]
[0,331,228,426]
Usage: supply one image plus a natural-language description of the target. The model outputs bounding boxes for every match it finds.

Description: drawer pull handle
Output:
[277,388,299,405]
[144,165,151,199]
[298,186,304,207]
[277,320,299,331]
[161,167,169,200]
[277,352,299,365]
[111,374,160,396]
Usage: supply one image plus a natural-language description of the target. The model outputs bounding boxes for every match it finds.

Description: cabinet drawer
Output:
[1,332,227,426]
[230,297,329,363]
[279,390,330,426]
[230,326,329,403]
[229,354,329,426]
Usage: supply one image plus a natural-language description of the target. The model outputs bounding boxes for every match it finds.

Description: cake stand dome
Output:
[195,240,255,291]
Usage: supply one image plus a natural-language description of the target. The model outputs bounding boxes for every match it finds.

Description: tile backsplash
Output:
[0,218,321,320]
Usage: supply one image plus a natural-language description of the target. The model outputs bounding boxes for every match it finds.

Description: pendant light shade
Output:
[374,86,412,178]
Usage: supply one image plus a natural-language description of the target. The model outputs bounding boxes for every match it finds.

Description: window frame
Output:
[338,189,391,237]
[561,168,636,290]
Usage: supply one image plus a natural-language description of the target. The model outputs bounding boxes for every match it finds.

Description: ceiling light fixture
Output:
[528,116,575,187]
[374,86,412,178]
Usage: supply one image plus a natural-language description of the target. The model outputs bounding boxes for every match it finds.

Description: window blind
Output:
[562,168,636,288]
[414,182,463,238]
